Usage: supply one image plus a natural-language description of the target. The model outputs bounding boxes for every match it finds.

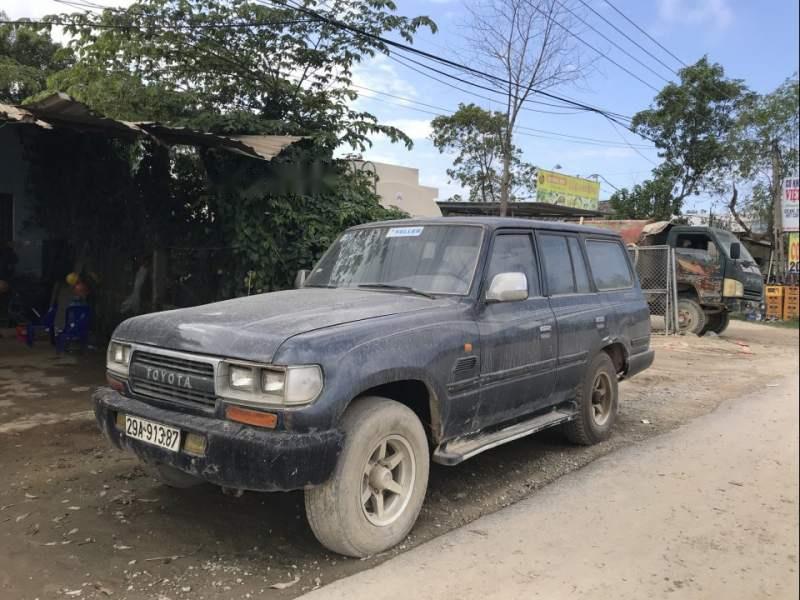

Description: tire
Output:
[564,352,619,446]
[677,298,706,335]
[704,311,730,335]
[305,397,430,558]
[150,463,203,488]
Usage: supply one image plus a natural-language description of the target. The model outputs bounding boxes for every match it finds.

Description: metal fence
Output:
[628,245,680,334]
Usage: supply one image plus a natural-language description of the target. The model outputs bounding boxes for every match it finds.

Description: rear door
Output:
[537,232,609,401]
[474,230,557,429]
[584,237,648,360]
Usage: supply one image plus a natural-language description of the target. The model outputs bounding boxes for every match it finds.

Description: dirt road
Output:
[303,374,799,600]
[0,320,797,599]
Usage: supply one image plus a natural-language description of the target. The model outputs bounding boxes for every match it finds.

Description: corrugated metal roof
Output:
[0,93,304,161]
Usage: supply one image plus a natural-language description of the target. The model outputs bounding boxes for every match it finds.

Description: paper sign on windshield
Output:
[387,227,424,238]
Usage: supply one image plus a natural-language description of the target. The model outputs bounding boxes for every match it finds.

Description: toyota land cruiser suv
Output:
[94,218,654,557]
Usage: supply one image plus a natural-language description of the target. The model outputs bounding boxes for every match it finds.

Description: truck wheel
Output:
[150,463,203,488]
[563,352,619,446]
[677,298,706,335]
[304,396,430,557]
[704,311,730,335]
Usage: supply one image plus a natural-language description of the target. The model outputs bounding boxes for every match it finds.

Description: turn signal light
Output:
[115,412,126,430]
[225,405,278,429]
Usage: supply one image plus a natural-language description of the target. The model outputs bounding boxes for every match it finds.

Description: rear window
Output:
[586,239,633,290]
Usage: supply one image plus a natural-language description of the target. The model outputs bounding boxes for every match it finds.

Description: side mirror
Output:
[486,272,528,302]
[294,269,311,289]
[729,242,741,260]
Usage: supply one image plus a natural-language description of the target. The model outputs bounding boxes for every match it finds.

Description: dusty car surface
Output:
[93,217,654,557]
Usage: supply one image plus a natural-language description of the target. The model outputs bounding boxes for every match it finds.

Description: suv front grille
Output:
[129,351,216,407]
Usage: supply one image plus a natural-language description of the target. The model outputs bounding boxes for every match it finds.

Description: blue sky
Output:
[8,0,800,209]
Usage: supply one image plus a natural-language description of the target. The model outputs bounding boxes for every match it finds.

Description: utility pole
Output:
[771,140,785,278]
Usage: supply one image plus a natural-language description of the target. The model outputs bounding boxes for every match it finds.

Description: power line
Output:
[526,1,661,92]
[552,0,673,85]
[605,116,658,166]
[385,52,598,117]
[353,83,653,148]
[601,0,687,68]
[574,0,679,77]
[256,0,644,128]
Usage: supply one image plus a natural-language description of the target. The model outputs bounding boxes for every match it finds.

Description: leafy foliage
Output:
[608,167,681,220]
[47,0,435,148]
[0,13,73,103]
[631,57,749,208]
[431,103,536,203]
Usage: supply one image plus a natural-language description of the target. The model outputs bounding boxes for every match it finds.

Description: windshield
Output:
[306,224,484,295]
[714,230,756,263]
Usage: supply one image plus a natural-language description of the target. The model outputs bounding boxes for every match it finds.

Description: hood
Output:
[114,288,451,363]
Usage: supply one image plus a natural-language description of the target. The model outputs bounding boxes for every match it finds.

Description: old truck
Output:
[586,220,764,335]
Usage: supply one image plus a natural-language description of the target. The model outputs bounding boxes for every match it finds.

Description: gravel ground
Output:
[0,320,796,599]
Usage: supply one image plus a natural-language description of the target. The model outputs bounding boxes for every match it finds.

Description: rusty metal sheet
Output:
[1,93,303,161]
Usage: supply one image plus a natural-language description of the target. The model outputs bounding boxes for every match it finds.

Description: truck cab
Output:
[658,225,763,334]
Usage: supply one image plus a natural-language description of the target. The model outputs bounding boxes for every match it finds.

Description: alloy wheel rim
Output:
[591,372,613,426]
[361,435,416,527]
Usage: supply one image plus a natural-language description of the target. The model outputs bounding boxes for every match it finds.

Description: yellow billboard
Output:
[536,169,600,211]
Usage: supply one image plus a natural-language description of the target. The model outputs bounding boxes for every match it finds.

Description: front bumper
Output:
[93,387,343,492]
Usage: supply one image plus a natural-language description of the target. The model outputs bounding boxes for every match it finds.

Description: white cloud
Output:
[351,55,419,106]
[383,118,433,141]
[657,0,733,30]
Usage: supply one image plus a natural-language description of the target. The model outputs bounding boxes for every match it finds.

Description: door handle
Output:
[595,316,606,329]
[539,325,552,338]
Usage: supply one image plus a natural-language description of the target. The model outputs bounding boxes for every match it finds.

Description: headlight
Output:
[107,341,132,377]
[220,362,323,406]
[723,278,744,298]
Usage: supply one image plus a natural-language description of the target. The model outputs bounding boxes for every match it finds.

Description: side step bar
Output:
[432,408,576,466]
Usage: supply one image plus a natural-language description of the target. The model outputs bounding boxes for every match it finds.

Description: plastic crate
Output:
[765,285,785,298]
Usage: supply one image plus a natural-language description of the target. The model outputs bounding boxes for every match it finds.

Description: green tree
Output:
[45,0,435,148]
[609,167,681,221]
[0,13,73,103]
[630,57,749,214]
[730,75,799,264]
[430,103,536,203]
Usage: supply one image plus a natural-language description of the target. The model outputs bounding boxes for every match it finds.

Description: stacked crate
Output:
[765,285,784,319]
[784,286,800,320]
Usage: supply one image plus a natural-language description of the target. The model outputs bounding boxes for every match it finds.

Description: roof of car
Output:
[350,216,622,238]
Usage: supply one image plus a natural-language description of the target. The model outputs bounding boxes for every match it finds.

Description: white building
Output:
[352,160,441,218]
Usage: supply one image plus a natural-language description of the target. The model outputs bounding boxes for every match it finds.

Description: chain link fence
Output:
[628,245,680,335]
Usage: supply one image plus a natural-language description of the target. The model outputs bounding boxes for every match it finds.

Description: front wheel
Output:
[304,397,430,557]
[703,311,730,335]
[564,352,619,446]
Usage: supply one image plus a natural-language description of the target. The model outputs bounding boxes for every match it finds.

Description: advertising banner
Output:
[536,169,600,211]
[788,232,799,275]
[783,177,799,232]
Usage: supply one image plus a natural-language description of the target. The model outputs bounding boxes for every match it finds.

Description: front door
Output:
[474,231,557,429]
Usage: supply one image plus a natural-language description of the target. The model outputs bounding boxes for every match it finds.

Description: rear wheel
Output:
[564,352,619,446]
[677,298,706,335]
[304,397,429,557]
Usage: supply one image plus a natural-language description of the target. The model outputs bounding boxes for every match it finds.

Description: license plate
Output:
[124,415,181,452]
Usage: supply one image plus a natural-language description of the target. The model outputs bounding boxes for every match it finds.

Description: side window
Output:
[538,234,575,295]
[568,238,592,293]
[586,240,634,290]
[675,233,719,261]
[485,234,539,296]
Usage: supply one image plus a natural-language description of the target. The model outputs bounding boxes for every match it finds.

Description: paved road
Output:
[303,375,799,600]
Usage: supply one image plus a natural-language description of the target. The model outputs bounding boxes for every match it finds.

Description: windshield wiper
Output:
[304,283,338,288]
[357,283,436,299]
